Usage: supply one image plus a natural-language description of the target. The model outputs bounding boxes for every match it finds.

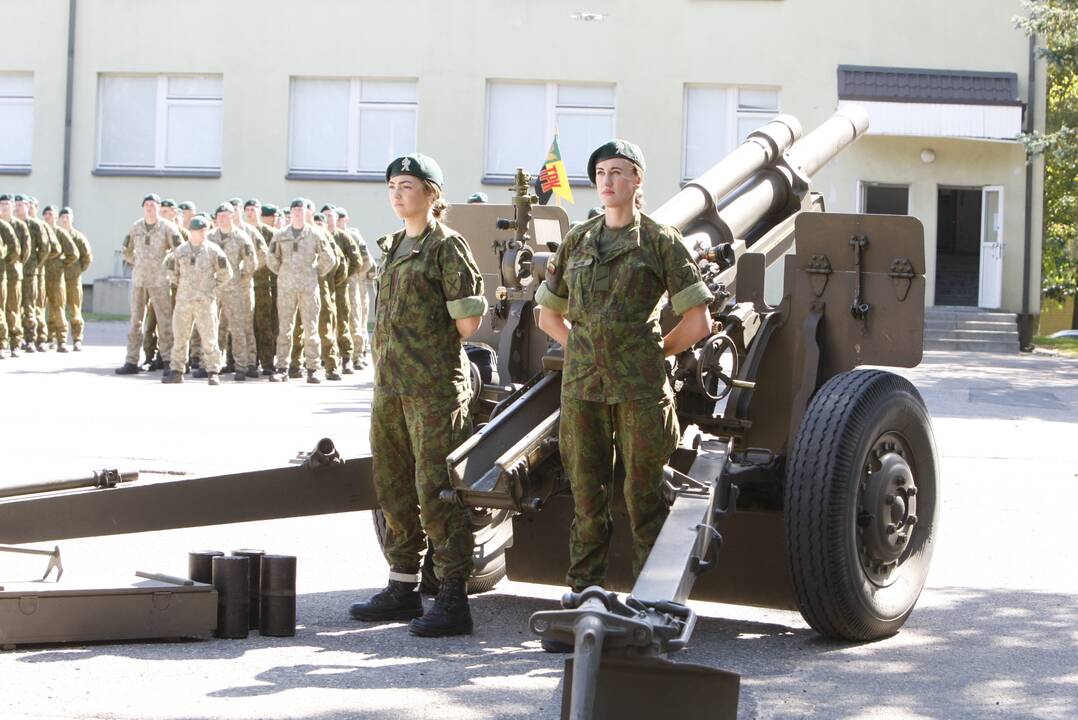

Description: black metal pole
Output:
[61,0,77,207]
[1020,33,1037,348]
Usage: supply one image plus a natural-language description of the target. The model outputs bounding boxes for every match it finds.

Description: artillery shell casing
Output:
[212,555,250,639]
[188,550,224,584]
[259,554,297,637]
[231,549,265,629]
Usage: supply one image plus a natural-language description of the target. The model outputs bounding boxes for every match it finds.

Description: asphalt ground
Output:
[1,321,1076,720]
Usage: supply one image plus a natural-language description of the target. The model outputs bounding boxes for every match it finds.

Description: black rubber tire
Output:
[784,369,939,641]
[372,508,512,596]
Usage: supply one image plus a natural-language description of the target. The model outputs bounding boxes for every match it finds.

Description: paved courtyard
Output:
[1,321,1076,719]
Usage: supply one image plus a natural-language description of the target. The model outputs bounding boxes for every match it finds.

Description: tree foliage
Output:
[1016,0,1078,300]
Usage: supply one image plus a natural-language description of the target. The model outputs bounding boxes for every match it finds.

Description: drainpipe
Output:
[1019,33,1035,349]
[61,0,77,206]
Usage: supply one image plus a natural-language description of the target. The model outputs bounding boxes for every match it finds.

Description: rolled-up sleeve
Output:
[441,235,487,319]
[534,237,571,314]
[661,226,713,315]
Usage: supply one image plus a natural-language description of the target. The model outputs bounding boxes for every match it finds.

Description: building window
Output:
[485,81,615,182]
[96,74,222,175]
[0,73,33,174]
[860,182,910,215]
[288,78,417,179]
[683,86,780,181]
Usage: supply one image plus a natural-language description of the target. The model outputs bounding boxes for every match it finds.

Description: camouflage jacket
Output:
[332,229,362,277]
[45,224,79,275]
[372,220,487,401]
[21,216,52,275]
[324,239,347,292]
[6,216,30,266]
[208,228,258,291]
[69,228,93,274]
[265,224,335,286]
[0,218,16,271]
[346,227,373,277]
[536,212,713,403]
[253,224,275,284]
[165,241,232,303]
[122,218,184,288]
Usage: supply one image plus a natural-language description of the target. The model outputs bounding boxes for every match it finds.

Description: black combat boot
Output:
[161,361,171,373]
[409,578,472,637]
[72,341,82,351]
[234,370,246,382]
[162,370,183,384]
[325,370,342,381]
[115,362,140,375]
[147,354,164,371]
[288,366,303,379]
[207,372,220,386]
[268,367,288,382]
[349,577,423,622]
[246,365,259,378]
[57,343,69,353]
[341,357,354,374]
[193,367,208,379]
[306,369,321,384]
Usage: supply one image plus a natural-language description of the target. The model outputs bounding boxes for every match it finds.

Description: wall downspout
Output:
[1019,33,1036,349]
[61,0,77,207]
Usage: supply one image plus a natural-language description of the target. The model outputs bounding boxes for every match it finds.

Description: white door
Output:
[978,186,1004,309]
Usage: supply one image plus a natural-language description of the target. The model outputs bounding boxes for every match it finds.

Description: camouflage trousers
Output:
[45,265,67,344]
[371,391,475,580]
[334,282,353,361]
[218,284,256,370]
[20,273,37,345]
[171,297,221,373]
[319,283,339,372]
[561,394,680,591]
[347,275,370,356]
[63,269,85,343]
[253,273,277,371]
[34,270,47,344]
[0,266,7,348]
[127,285,173,365]
[5,266,22,349]
[275,284,320,371]
[142,287,178,363]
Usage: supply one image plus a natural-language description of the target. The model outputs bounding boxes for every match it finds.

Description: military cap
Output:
[312,212,325,223]
[188,215,210,231]
[244,198,260,208]
[587,206,604,219]
[42,204,57,214]
[229,197,243,207]
[334,207,348,218]
[28,195,38,204]
[260,204,278,218]
[289,198,306,209]
[386,153,444,188]
[59,206,72,216]
[319,203,335,214]
[587,139,646,184]
[161,198,176,208]
[466,192,488,204]
[142,193,161,205]
[13,194,27,202]
[213,202,233,216]
[0,194,10,202]
[178,201,195,211]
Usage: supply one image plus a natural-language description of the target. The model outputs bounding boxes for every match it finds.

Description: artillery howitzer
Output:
[0,106,936,720]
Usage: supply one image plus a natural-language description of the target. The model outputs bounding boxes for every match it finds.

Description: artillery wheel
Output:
[372,508,513,595]
[784,369,938,641]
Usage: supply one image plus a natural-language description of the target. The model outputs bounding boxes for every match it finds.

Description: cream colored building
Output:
[0,0,1045,330]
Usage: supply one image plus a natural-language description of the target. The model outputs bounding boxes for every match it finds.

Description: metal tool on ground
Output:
[0,545,63,581]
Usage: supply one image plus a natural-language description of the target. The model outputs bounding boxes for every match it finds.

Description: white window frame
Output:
[287,77,418,179]
[95,74,223,176]
[0,72,33,174]
[681,85,780,181]
[857,180,912,216]
[484,81,616,182]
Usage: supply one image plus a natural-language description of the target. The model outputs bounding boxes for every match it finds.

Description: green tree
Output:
[1016,1,1078,325]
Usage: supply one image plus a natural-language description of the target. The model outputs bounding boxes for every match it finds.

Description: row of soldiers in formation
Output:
[115,194,373,385]
[0,194,93,358]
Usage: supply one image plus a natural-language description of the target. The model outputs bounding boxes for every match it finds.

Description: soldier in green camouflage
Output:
[248,202,279,375]
[336,207,373,370]
[0,195,29,355]
[349,154,487,638]
[42,205,79,351]
[209,204,258,381]
[0,215,9,359]
[323,206,359,375]
[57,207,92,351]
[14,196,49,352]
[536,140,713,604]
[30,198,62,348]
[163,215,232,386]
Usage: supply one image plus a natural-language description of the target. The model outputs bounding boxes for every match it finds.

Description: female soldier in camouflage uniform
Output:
[349,153,487,637]
[536,140,714,605]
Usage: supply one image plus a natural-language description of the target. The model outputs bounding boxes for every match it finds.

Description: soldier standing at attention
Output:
[265,198,334,384]
[208,203,258,381]
[253,204,279,375]
[41,205,79,352]
[14,195,49,352]
[323,205,357,376]
[143,200,185,370]
[57,207,91,351]
[116,194,183,375]
[535,141,713,620]
[29,198,62,350]
[0,214,9,358]
[349,154,486,637]
[163,215,232,386]
[336,207,373,370]
[0,195,29,356]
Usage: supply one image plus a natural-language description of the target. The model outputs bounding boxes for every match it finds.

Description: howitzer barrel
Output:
[0,469,138,499]
[652,115,802,232]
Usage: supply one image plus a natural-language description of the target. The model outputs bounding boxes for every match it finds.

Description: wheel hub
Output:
[858,437,918,585]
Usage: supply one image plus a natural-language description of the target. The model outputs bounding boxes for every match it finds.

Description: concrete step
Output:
[925,319,1019,332]
[924,338,1021,353]
[924,329,1019,342]
[922,307,1020,353]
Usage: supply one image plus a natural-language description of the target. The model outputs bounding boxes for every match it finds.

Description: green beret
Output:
[189,215,209,230]
[289,198,306,209]
[178,201,195,211]
[587,206,604,219]
[142,193,161,205]
[466,192,488,204]
[334,207,348,218]
[386,153,444,188]
[319,204,335,214]
[28,195,38,204]
[214,202,233,216]
[0,194,10,202]
[42,204,57,214]
[229,197,242,207]
[587,139,646,184]
[59,206,72,216]
[13,194,28,202]
[261,204,278,217]
[312,212,325,223]
[243,198,260,209]
[161,198,176,208]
